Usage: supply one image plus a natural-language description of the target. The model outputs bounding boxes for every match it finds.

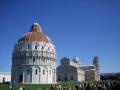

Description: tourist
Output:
[19,86,23,90]
[13,86,15,90]
[23,85,25,90]
[51,84,54,90]
[86,83,91,90]
[37,87,42,90]
[58,84,62,90]
[8,85,13,90]
[75,85,79,90]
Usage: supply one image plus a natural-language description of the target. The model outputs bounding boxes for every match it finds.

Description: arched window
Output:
[49,70,51,75]
[20,46,23,50]
[35,69,37,75]
[27,69,29,75]
[71,75,73,80]
[43,70,45,75]
[58,75,61,81]
[35,46,37,49]
[28,45,31,49]
[33,57,35,62]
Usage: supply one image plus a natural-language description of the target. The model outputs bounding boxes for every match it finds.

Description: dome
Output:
[73,57,80,61]
[18,23,49,43]
[73,57,80,64]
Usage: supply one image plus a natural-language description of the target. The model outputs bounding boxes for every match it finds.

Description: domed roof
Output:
[73,57,80,61]
[18,23,49,43]
[73,57,80,64]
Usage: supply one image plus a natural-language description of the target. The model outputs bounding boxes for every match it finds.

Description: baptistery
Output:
[11,23,56,84]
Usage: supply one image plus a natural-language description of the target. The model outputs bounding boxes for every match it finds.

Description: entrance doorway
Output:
[19,75,23,83]
[64,76,67,81]
[3,77,5,83]
[64,74,68,81]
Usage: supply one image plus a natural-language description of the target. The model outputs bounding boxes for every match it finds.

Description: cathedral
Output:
[11,23,56,84]
[57,56,100,81]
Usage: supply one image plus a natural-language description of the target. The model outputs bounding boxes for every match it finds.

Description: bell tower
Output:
[93,56,100,81]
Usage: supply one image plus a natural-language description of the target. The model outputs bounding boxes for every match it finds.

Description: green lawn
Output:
[0,81,95,90]
[0,84,51,90]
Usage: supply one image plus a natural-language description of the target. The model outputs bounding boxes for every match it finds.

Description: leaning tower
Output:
[11,23,56,84]
[93,56,100,81]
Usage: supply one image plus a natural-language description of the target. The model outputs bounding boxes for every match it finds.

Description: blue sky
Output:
[0,0,120,73]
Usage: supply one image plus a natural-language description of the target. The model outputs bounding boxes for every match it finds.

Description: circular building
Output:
[11,23,56,84]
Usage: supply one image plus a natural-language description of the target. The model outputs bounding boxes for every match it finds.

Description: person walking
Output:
[19,85,24,90]
[8,85,13,90]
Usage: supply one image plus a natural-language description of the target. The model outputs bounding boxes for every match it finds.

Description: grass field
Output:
[0,82,78,90]
[0,84,51,90]
[0,81,95,90]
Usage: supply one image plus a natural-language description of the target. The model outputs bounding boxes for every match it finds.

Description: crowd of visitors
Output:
[7,80,120,90]
[50,80,120,90]
[8,84,25,90]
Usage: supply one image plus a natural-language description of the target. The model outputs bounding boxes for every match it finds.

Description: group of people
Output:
[50,80,120,90]
[8,85,25,90]
[8,80,120,90]
[8,85,15,90]
[75,80,120,90]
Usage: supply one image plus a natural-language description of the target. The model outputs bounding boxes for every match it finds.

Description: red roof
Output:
[18,23,49,42]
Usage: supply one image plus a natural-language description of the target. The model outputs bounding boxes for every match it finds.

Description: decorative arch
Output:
[31,66,41,83]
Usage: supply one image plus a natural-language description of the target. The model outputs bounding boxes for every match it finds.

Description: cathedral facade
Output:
[11,23,56,84]
[57,56,100,81]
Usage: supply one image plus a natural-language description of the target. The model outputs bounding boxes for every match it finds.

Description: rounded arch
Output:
[31,66,41,83]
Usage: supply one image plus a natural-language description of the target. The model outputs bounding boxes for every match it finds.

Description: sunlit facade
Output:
[11,23,56,84]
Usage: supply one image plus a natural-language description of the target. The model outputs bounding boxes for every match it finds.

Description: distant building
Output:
[0,72,11,83]
[11,23,56,84]
[57,56,100,81]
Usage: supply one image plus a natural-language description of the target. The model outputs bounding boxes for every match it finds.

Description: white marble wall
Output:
[0,72,11,83]
[12,41,56,84]
[57,58,85,81]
